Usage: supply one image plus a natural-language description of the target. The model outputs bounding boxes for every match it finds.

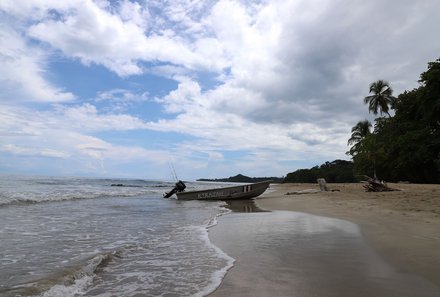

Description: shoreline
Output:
[257,183,440,287]
[208,183,440,296]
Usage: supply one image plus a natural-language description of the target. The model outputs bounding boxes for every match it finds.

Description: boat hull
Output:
[176,181,271,201]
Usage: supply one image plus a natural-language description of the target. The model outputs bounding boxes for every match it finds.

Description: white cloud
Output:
[17,0,225,76]
[1,0,440,177]
[0,0,72,20]
[96,89,149,103]
[0,144,70,158]
[26,0,147,76]
[117,0,150,29]
[95,89,149,112]
[0,25,75,102]
[150,77,351,164]
[53,103,149,131]
[4,0,439,108]
[0,104,173,176]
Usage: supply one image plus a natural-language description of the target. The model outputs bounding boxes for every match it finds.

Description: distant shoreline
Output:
[197,174,283,183]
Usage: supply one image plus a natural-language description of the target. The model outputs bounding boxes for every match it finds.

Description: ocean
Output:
[0,176,235,297]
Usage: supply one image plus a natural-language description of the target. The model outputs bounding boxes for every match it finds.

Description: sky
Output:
[1,0,439,180]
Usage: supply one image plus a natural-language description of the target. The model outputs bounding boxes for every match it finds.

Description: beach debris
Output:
[285,189,320,195]
[317,178,329,191]
[285,178,341,195]
[317,178,340,192]
[361,176,398,192]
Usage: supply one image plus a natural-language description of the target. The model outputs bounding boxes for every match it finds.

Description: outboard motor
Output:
[163,180,186,198]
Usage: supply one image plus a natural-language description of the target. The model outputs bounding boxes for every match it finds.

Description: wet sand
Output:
[208,183,440,296]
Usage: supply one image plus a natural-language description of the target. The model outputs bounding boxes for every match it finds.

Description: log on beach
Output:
[362,176,398,192]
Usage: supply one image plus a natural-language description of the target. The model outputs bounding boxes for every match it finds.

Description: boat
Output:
[163,180,271,200]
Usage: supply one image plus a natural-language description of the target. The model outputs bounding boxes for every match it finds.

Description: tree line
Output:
[283,160,356,183]
[347,58,440,183]
[283,58,439,184]
[198,174,284,183]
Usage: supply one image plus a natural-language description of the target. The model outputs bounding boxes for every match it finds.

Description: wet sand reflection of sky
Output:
[210,207,440,297]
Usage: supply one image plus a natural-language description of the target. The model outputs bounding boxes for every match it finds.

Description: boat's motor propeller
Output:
[163,180,186,198]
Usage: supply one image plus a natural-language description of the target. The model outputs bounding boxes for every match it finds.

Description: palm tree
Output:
[348,120,378,178]
[364,80,395,117]
[348,120,372,150]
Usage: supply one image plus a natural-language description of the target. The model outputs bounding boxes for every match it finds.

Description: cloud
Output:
[95,89,150,112]
[0,94,349,178]
[150,78,351,163]
[53,103,151,131]
[17,0,226,76]
[0,25,75,102]
[0,144,70,158]
[26,0,148,76]
[0,104,173,176]
[4,0,439,106]
[2,0,440,178]
[145,0,440,172]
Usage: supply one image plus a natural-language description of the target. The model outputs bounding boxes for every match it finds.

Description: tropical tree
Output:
[349,58,440,183]
[364,80,395,117]
[347,120,372,156]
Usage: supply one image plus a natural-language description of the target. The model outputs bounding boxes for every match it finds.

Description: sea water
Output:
[0,176,234,297]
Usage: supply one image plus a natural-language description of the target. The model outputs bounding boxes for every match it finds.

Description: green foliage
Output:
[347,120,372,156]
[284,160,356,183]
[364,80,395,117]
[284,167,319,183]
[348,58,440,183]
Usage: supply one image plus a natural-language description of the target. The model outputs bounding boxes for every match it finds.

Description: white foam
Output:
[207,204,231,229]
[40,275,93,297]
[190,208,235,297]
[0,187,160,206]
[38,253,114,297]
[194,235,235,297]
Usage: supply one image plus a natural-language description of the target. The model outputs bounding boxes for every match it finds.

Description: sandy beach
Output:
[209,183,440,296]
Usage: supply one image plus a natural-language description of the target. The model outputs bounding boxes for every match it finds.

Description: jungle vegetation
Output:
[283,159,356,183]
[347,58,440,183]
[284,58,439,184]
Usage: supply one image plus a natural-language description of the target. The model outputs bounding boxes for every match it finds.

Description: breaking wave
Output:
[39,252,122,297]
[0,189,158,206]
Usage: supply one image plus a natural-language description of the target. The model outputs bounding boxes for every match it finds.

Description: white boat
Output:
[164,180,271,200]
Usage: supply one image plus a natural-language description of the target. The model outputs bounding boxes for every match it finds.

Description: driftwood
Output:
[285,178,340,195]
[361,176,398,192]
[286,189,320,195]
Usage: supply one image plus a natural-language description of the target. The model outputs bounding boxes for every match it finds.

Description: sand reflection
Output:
[209,211,440,297]
[222,199,268,213]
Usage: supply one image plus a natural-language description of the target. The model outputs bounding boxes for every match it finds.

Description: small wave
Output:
[1,251,122,297]
[0,176,172,207]
[201,206,235,296]
[110,183,174,188]
[39,251,122,297]
[185,224,235,297]
[0,189,160,207]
